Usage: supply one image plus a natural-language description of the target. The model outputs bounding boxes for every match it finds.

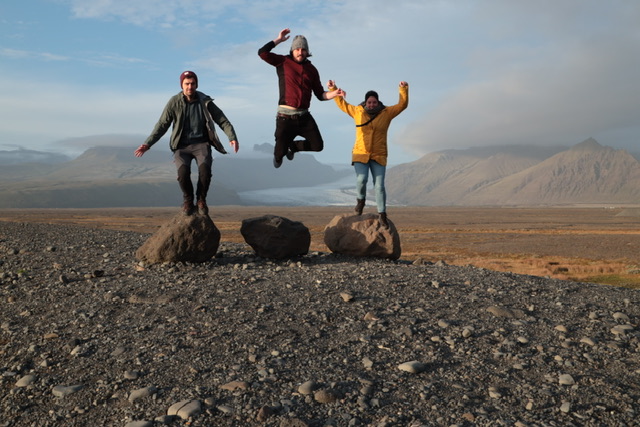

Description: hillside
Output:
[387,138,640,206]
[0,145,349,208]
[3,138,640,208]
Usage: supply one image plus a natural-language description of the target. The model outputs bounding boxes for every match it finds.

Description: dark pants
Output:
[273,113,324,161]
[173,142,212,202]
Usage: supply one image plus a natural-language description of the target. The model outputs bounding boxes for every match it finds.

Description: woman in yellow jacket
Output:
[328,80,409,227]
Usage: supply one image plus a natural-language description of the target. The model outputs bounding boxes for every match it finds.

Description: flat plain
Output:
[2,205,640,287]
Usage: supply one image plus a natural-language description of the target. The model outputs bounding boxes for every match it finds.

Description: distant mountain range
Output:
[1,138,639,207]
[0,144,349,208]
[386,138,640,206]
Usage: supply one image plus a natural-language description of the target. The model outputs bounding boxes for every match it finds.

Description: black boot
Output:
[379,212,389,228]
[182,196,195,216]
[196,198,208,215]
[355,199,365,215]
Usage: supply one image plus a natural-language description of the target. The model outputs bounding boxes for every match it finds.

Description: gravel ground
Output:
[0,221,639,427]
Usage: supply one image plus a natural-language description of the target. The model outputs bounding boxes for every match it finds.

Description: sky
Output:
[1,0,639,166]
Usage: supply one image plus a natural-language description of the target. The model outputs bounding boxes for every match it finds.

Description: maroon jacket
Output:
[258,41,325,109]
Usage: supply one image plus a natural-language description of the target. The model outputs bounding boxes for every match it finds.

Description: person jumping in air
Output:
[258,28,344,168]
[328,80,409,228]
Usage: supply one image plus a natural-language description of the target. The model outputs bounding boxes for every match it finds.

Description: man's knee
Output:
[177,165,190,180]
[198,164,212,180]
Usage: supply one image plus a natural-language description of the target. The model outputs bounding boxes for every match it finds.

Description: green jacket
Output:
[143,91,237,151]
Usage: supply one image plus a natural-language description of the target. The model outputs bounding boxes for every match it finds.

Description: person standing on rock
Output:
[258,28,344,168]
[328,80,409,227]
[134,71,239,216]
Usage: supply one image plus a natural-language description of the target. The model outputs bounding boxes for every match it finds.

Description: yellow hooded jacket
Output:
[332,84,408,167]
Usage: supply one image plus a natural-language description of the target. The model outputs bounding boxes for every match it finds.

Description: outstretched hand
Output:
[230,140,239,153]
[275,28,290,45]
[326,80,345,98]
[134,144,149,157]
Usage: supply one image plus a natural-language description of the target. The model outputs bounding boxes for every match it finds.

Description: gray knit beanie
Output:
[290,35,312,56]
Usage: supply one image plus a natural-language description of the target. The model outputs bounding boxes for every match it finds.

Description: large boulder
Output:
[135,213,220,264]
[240,215,310,259]
[323,213,401,260]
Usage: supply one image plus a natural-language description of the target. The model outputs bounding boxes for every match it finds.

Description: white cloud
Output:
[3,0,639,165]
[0,47,69,61]
[396,1,640,155]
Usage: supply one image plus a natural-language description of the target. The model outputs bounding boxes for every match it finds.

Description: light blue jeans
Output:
[354,160,386,213]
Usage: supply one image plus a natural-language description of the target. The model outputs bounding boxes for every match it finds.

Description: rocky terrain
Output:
[1,221,639,426]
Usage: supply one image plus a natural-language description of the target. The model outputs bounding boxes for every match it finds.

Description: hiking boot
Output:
[273,156,283,168]
[286,148,295,161]
[354,198,365,215]
[379,212,389,228]
[182,199,195,216]
[197,199,208,215]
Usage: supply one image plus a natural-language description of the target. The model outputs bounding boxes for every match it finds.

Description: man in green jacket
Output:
[134,71,238,215]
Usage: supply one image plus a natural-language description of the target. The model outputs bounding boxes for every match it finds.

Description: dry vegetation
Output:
[2,206,640,288]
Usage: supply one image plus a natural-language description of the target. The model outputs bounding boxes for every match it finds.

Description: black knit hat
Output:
[364,90,379,102]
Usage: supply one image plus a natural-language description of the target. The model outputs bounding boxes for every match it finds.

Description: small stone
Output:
[437,319,450,328]
[559,374,575,385]
[111,346,126,357]
[256,405,273,422]
[555,325,568,333]
[298,380,317,395]
[487,306,515,318]
[220,380,249,391]
[314,389,337,404]
[560,401,572,413]
[124,370,140,380]
[360,385,374,396]
[364,312,379,321]
[167,399,202,420]
[52,384,83,397]
[612,312,629,322]
[611,325,634,335]
[579,337,596,346]
[16,374,36,388]
[129,386,157,403]
[340,292,354,302]
[362,357,374,369]
[488,387,502,398]
[461,412,475,422]
[398,360,427,374]
[217,405,233,414]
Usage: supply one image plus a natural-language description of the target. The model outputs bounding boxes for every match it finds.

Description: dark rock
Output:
[135,213,220,264]
[240,215,310,259]
[323,213,401,260]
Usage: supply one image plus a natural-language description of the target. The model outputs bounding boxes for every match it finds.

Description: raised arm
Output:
[273,28,290,46]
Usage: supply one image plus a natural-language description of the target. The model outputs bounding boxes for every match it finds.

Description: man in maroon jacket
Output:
[258,28,344,168]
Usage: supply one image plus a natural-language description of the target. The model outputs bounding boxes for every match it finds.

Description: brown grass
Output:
[2,206,640,288]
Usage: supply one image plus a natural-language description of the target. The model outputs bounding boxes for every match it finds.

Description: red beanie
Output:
[179,70,198,87]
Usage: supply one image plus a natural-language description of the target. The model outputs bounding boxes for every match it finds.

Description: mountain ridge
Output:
[2,138,640,207]
[387,138,640,206]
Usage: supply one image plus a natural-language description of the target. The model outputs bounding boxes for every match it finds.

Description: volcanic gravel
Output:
[0,221,639,427]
